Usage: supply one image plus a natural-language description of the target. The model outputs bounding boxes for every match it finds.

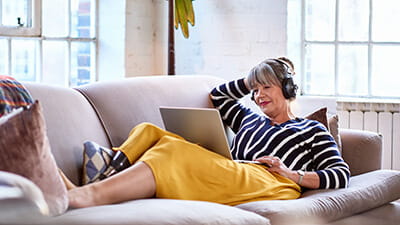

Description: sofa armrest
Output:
[0,171,49,221]
[339,128,382,176]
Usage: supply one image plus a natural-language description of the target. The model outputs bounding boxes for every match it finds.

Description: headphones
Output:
[251,59,298,100]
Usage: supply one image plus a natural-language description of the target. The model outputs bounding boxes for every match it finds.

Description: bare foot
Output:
[58,168,77,190]
[68,185,97,208]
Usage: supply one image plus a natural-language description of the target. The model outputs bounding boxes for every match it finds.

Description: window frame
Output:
[0,0,42,37]
[290,0,400,100]
[0,0,97,87]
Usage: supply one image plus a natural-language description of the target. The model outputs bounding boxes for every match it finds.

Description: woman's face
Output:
[252,83,288,118]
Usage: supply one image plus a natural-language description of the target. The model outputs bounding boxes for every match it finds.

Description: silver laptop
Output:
[159,106,233,159]
[159,106,265,165]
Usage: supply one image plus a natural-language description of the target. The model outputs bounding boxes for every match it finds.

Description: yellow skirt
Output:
[114,123,301,206]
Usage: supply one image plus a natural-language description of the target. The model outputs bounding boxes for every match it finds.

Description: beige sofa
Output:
[1,75,400,225]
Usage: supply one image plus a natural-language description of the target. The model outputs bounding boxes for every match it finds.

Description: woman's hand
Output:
[255,156,320,189]
[255,156,293,178]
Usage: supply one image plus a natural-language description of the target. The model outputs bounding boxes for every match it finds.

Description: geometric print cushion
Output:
[82,141,116,185]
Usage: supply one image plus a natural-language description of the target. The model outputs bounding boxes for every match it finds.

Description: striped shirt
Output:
[210,78,350,189]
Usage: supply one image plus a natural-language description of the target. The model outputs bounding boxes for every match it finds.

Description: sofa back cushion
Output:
[76,75,226,147]
[23,82,110,185]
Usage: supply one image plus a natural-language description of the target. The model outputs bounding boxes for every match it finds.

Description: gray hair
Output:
[247,58,292,90]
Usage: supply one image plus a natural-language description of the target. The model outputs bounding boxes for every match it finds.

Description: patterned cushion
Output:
[0,75,34,117]
[82,141,115,184]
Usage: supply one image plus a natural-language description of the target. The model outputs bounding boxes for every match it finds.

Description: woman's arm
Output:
[210,78,255,133]
[256,124,350,189]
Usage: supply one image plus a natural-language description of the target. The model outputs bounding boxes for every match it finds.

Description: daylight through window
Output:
[288,0,400,99]
[0,0,96,87]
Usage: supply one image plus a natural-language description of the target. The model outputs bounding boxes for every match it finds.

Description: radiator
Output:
[337,101,400,170]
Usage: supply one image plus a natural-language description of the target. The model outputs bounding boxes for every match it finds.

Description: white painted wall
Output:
[174,0,288,80]
[98,0,126,81]
[98,0,288,81]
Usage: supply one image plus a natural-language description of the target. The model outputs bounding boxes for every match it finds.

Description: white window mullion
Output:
[67,0,72,86]
[0,0,3,25]
[368,0,373,97]
[7,37,11,74]
[67,39,71,87]
[94,0,99,82]
[37,38,43,83]
[27,0,33,27]
[334,0,340,96]
[31,0,42,36]
[300,0,306,95]
[91,41,97,83]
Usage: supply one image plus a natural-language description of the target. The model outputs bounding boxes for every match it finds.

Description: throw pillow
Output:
[328,114,342,153]
[0,101,68,216]
[82,141,116,185]
[304,107,329,130]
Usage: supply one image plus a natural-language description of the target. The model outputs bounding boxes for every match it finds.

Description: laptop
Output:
[159,106,265,165]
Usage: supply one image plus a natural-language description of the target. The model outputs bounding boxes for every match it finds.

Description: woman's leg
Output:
[68,161,156,208]
[114,122,183,164]
[58,168,76,190]
[66,123,180,208]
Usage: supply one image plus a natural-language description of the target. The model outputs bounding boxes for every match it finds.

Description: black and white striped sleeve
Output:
[210,78,253,133]
[311,125,351,189]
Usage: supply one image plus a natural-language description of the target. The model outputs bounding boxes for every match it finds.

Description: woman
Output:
[65,57,350,208]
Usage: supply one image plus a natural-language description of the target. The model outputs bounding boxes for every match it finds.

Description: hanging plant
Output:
[174,0,195,38]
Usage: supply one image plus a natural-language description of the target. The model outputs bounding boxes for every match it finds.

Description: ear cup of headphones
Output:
[251,91,255,101]
[281,76,298,99]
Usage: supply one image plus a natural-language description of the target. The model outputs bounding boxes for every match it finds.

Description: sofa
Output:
[1,75,400,225]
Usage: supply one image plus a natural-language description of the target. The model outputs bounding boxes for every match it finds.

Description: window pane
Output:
[11,39,37,82]
[42,40,68,86]
[372,0,400,42]
[304,44,335,95]
[338,0,369,41]
[337,45,368,96]
[371,45,400,97]
[0,39,8,74]
[1,0,28,27]
[71,0,94,38]
[70,41,93,86]
[42,0,68,37]
[305,0,336,41]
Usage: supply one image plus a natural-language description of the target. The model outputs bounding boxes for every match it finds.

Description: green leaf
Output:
[174,0,195,38]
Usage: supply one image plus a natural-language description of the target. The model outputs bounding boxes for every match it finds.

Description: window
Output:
[0,0,96,87]
[288,0,400,99]
[0,0,41,36]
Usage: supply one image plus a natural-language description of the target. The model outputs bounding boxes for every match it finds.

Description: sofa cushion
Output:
[42,199,270,225]
[236,170,400,225]
[340,128,382,175]
[0,101,68,216]
[327,202,400,225]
